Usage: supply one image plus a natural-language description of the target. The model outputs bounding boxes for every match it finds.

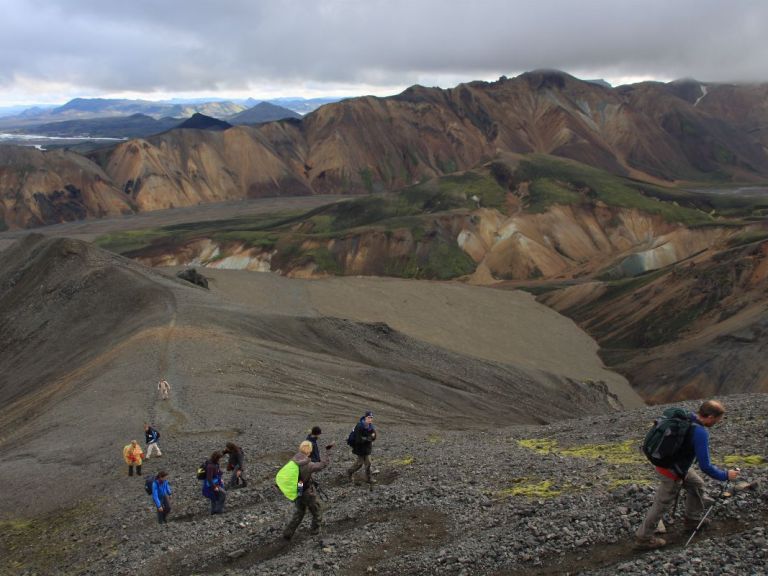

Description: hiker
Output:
[122,440,144,476]
[144,423,162,459]
[347,410,377,484]
[635,400,740,550]
[223,442,247,488]
[158,379,171,400]
[306,426,322,463]
[202,451,227,515]
[150,471,173,524]
[282,440,332,540]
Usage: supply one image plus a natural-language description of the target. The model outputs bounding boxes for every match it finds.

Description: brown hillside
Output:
[539,232,768,402]
[0,234,637,514]
[3,71,768,229]
[0,145,131,229]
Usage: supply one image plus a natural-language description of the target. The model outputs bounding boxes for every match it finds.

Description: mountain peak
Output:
[176,113,232,131]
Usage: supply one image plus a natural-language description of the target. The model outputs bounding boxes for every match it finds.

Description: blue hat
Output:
[364,410,374,418]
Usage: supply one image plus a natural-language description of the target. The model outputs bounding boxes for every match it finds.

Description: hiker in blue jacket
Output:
[635,400,739,549]
[202,451,226,515]
[151,471,173,524]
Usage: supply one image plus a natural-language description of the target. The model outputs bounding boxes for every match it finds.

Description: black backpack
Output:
[642,407,692,467]
[144,475,156,495]
[346,426,356,447]
[196,460,208,480]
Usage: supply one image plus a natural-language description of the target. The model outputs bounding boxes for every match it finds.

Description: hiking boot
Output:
[634,536,667,550]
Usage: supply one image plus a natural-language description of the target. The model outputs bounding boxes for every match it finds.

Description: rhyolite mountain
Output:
[228,101,302,125]
[3,70,768,229]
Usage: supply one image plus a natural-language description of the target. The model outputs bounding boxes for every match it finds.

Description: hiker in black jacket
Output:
[347,411,376,484]
[306,426,322,463]
[144,423,162,459]
[223,442,247,488]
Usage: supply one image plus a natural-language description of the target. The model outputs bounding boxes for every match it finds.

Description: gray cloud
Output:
[1,0,767,103]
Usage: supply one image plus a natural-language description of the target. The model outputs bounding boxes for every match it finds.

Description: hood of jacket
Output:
[292,452,310,466]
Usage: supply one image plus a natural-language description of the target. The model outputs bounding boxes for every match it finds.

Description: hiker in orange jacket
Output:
[122,440,144,476]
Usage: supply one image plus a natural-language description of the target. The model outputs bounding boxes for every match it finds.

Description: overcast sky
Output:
[1,0,767,106]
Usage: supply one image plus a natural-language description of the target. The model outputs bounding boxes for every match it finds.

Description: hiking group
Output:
[127,405,378,531]
[276,411,378,539]
[126,388,746,549]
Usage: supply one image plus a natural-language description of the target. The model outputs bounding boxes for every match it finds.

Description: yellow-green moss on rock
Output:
[517,438,644,465]
[495,478,565,499]
[723,454,766,467]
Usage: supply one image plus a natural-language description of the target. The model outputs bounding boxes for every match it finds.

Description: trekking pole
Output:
[684,481,728,547]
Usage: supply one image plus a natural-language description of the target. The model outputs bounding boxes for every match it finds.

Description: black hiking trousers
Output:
[157,496,171,524]
[283,493,321,538]
[210,488,226,514]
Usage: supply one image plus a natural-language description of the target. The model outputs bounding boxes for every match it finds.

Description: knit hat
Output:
[364,410,374,418]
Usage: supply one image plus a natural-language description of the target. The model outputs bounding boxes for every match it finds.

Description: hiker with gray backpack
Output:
[277,440,333,540]
[635,399,739,550]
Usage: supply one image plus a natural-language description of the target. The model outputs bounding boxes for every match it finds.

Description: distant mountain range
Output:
[3,69,768,230]
[0,95,341,132]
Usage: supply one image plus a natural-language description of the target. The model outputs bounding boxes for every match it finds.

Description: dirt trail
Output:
[498,512,768,575]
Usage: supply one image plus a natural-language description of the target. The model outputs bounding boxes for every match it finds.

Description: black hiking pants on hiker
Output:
[210,488,226,514]
[157,496,171,524]
[283,494,321,538]
[128,465,142,476]
[229,464,247,488]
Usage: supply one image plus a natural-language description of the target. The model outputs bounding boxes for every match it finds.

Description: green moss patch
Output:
[722,454,767,468]
[517,438,644,465]
[494,478,566,499]
[389,456,414,466]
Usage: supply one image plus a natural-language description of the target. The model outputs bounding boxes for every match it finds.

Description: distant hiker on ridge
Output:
[282,440,332,540]
[306,426,323,463]
[223,442,247,489]
[144,423,162,459]
[158,379,171,400]
[122,440,144,477]
[635,399,739,550]
[347,411,377,485]
[149,471,173,524]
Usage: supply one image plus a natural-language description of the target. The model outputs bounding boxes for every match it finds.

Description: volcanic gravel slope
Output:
[1,235,766,575]
[2,396,766,576]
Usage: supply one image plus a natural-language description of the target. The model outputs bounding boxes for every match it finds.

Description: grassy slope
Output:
[96,154,768,279]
